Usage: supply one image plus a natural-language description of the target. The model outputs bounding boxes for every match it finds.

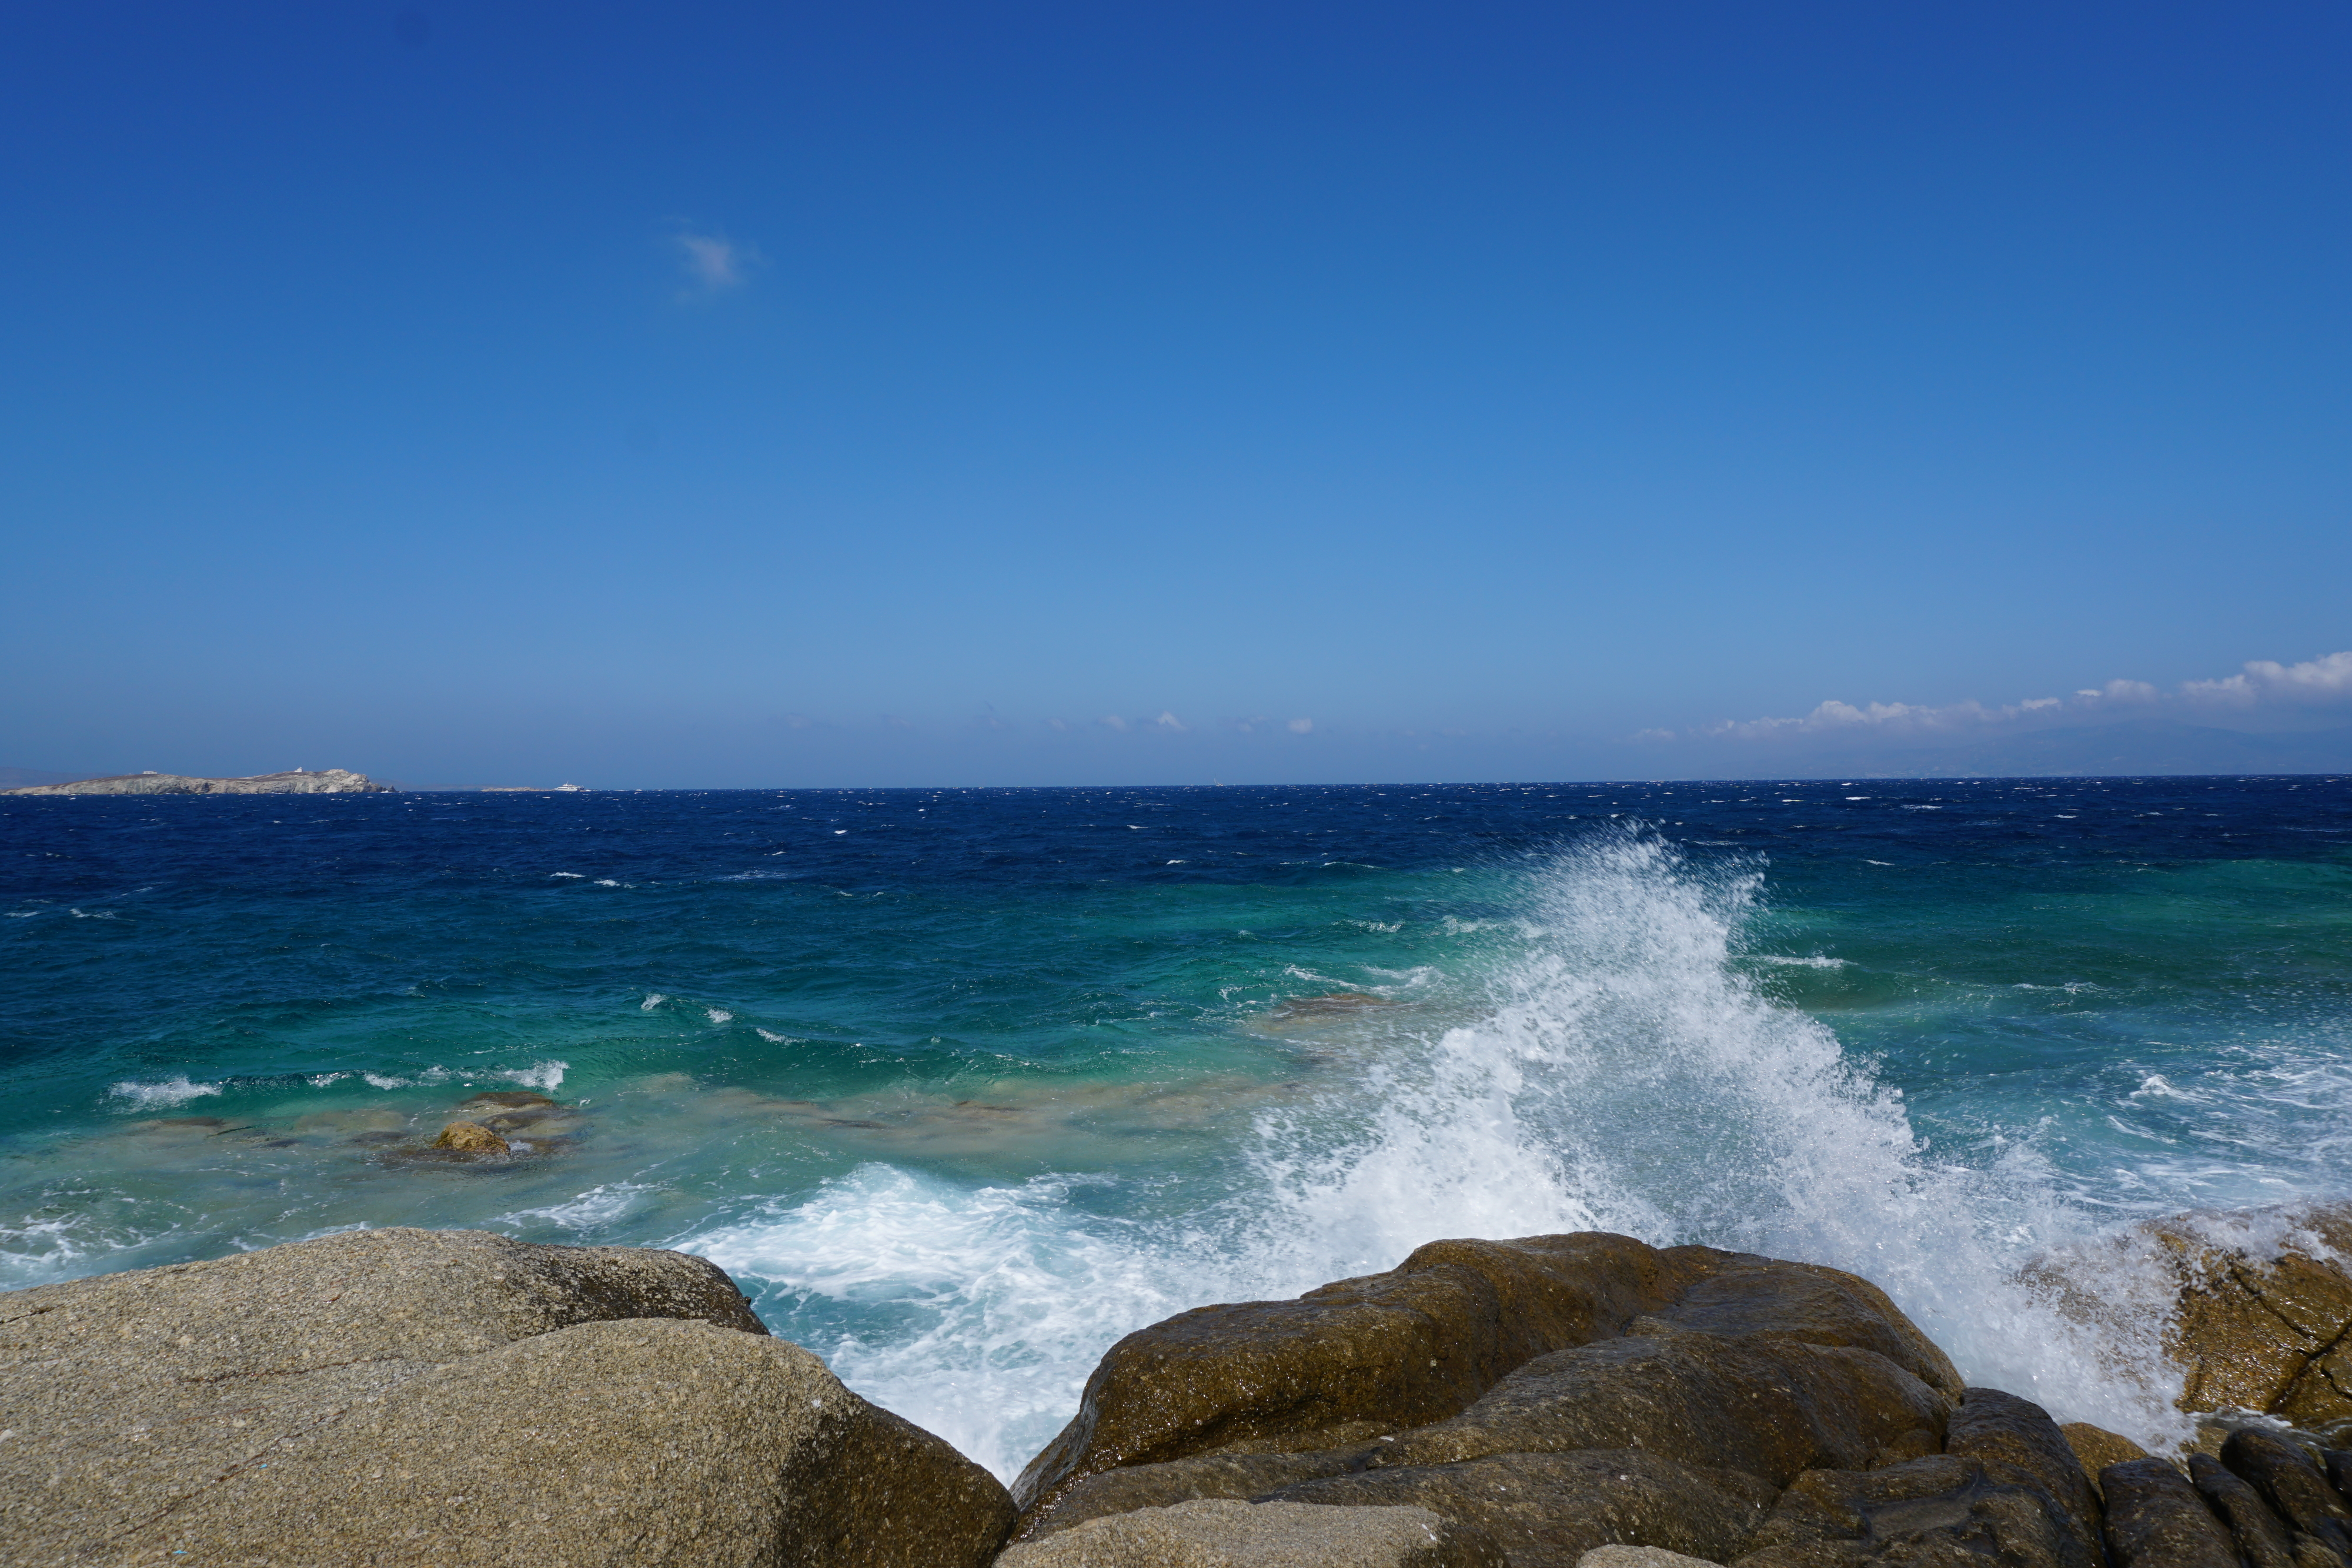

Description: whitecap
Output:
[498,1061,567,1092]
[108,1076,222,1108]
[498,1182,652,1232]
[362,1073,409,1089]
[550,872,586,880]
[756,1028,794,1044]
[641,992,666,1011]
[707,1008,734,1024]
[308,1072,349,1088]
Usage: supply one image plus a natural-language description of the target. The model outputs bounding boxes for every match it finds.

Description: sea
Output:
[4,777,2347,1477]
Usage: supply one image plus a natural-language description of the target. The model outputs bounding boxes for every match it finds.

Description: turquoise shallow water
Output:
[4,778,2347,1475]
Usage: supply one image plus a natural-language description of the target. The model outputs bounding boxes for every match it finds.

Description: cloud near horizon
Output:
[1669,651,2352,745]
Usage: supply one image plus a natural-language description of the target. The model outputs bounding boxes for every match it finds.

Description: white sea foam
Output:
[498,1182,653,1232]
[498,1061,567,1092]
[756,1028,793,1043]
[681,825,2200,1479]
[683,1168,1206,1480]
[707,1008,734,1024]
[108,1076,223,1108]
[641,992,666,1011]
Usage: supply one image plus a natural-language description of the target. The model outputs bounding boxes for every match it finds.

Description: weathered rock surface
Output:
[996,1499,1508,1567]
[0,1226,1013,1566]
[2066,1425,2153,1496]
[430,1118,510,1152]
[2099,1458,2239,1568]
[1645,1255,1964,1401]
[1012,1232,1722,1517]
[1030,1446,1381,1537]
[1271,1448,1778,1568]
[4,766,395,795]
[1369,1330,1950,1487]
[1947,1388,2110,1568]
[2156,1207,2352,1425]
[1581,1549,1728,1568]
[2223,1429,2352,1558]
[1732,1455,2080,1568]
[2190,1452,2298,1568]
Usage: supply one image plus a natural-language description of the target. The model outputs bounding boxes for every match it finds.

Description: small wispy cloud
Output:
[1155,711,1188,733]
[1287,717,1313,734]
[1097,715,1129,732]
[672,228,759,297]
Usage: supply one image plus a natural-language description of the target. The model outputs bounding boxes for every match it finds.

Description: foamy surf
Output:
[108,1075,223,1108]
[677,826,2198,1480]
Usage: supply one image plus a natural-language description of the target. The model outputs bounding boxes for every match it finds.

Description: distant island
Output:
[4,768,395,797]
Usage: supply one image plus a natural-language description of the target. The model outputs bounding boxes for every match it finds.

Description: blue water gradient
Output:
[4,778,2347,1472]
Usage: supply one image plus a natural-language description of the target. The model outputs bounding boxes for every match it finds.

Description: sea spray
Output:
[1242,827,2191,1447]
[690,824,2196,1480]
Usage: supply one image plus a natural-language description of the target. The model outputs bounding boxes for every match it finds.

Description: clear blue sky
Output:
[6,2,2348,785]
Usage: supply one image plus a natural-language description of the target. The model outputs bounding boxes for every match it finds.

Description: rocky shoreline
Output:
[2,767,393,796]
[5,1209,2349,1566]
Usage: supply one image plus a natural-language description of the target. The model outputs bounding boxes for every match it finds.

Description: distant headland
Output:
[3,768,395,797]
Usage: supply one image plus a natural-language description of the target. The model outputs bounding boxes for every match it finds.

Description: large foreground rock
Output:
[1368,1329,1951,1487]
[1268,1447,1779,1568]
[996,1499,1508,1566]
[1013,1234,1959,1533]
[2100,1457,2239,1568]
[1946,1388,2110,1568]
[1013,1233,1720,1519]
[0,1227,1013,1566]
[1732,1455,2083,1568]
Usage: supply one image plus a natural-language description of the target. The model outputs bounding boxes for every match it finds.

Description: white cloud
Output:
[1097,715,1128,731]
[1287,717,1313,734]
[1697,650,2352,744]
[674,230,757,295]
[2184,650,2352,707]
[1155,711,1188,733]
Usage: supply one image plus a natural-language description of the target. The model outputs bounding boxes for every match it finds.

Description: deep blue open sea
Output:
[5,778,2348,1475]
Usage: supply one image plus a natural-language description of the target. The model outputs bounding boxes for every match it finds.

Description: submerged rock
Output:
[431,1118,510,1152]
[997,1499,1507,1567]
[0,1226,1013,1566]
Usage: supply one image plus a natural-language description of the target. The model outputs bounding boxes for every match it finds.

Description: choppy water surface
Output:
[4,778,2347,1475]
